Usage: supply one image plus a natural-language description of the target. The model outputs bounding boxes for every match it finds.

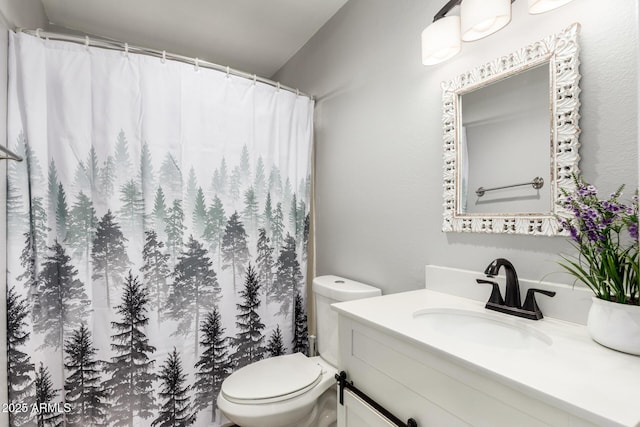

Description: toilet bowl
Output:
[217,354,336,427]
[217,275,381,427]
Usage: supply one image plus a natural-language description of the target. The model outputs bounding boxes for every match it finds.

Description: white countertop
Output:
[332,289,640,427]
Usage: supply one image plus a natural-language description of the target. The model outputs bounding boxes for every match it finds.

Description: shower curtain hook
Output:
[253,74,257,85]
[226,66,230,78]
[296,89,300,97]
[124,43,129,56]
[161,50,166,64]
[85,35,90,49]
[276,82,281,92]
[36,28,42,39]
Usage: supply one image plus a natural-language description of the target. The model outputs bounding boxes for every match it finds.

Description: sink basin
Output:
[413,308,552,350]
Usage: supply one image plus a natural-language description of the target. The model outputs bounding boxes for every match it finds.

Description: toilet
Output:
[217,275,381,427]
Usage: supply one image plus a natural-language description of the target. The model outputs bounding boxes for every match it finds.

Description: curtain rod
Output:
[18,28,313,101]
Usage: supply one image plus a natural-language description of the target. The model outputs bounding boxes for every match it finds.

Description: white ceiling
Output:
[40,0,349,77]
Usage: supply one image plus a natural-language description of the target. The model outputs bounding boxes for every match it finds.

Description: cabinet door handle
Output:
[336,371,418,427]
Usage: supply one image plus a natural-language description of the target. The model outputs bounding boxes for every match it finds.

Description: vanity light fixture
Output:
[421,15,461,65]
[422,0,576,65]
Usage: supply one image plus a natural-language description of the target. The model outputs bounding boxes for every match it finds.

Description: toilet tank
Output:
[312,275,381,367]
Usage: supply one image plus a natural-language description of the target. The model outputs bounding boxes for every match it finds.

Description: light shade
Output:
[528,0,575,14]
[422,15,461,65]
[461,0,511,42]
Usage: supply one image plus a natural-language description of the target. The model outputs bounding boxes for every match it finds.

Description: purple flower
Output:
[602,201,623,213]
[586,208,599,219]
[562,177,637,245]
[558,177,638,302]
[568,225,580,242]
[577,184,597,197]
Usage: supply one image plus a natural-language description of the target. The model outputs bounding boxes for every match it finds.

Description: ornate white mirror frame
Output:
[442,23,581,236]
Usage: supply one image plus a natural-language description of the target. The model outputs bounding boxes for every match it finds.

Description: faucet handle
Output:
[476,279,504,305]
[522,288,556,318]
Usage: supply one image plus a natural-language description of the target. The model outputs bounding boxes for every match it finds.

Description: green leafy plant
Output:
[558,176,638,305]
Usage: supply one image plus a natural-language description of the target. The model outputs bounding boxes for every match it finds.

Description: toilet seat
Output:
[221,353,323,404]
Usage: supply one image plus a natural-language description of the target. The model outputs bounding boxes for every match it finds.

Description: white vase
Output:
[587,296,640,355]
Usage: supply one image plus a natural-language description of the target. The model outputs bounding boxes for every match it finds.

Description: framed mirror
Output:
[442,23,581,236]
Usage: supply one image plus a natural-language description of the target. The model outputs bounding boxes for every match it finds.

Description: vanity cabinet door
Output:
[337,389,398,427]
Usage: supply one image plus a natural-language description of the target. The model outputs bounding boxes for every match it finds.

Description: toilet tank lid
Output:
[312,275,381,302]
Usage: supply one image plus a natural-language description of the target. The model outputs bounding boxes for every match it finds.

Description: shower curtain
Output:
[5,32,313,427]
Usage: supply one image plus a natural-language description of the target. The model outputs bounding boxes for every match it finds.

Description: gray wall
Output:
[274,0,639,294]
[0,2,48,420]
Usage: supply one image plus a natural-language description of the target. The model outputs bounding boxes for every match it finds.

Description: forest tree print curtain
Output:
[5,32,313,426]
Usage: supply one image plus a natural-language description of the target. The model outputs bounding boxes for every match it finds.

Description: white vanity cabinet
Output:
[336,315,600,427]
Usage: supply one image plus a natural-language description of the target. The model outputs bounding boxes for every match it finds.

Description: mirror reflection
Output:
[459,63,551,214]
